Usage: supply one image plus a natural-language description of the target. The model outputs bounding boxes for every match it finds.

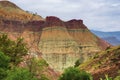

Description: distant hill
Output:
[91,30,120,46]
[102,37,120,46]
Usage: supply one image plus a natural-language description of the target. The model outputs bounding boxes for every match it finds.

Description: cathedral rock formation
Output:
[0,1,110,72]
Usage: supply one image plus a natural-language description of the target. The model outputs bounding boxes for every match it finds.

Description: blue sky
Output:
[9,0,120,31]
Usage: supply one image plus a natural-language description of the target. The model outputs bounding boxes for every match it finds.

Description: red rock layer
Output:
[0,16,87,32]
[43,16,65,27]
[0,20,44,32]
[0,16,110,51]
[65,19,87,29]
[0,15,111,52]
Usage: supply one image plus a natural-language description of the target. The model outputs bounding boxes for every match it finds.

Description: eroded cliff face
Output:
[39,17,80,71]
[38,16,110,71]
[0,1,111,72]
[0,15,110,72]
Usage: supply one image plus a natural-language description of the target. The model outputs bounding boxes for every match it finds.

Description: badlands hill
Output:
[79,46,120,79]
[0,0,110,73]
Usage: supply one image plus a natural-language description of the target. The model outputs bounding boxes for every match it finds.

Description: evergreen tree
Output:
[0,34,28,66]
[6,68,38,80]
[0,51,10,80]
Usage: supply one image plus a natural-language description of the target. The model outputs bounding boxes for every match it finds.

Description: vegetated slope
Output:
[0,1,44,21]
[0,1,111,73]
[79,46,120,80]
[19,54,59,80]
[91,30,120,46]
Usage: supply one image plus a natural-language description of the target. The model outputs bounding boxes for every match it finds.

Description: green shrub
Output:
[74,58,84,67]
[0,52,10,69]
[0,68,7,80]
[100,75,113,80]
[114,76,120,80]
[6,68,38,80]
[0,52,10,80]
[40,74,49,80]
[0,34,28,66]
[59,67,92,80]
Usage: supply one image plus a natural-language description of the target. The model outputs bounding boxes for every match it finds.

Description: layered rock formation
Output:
[39,17,80,71]
[38,16,110,71]
[0,1,110,72]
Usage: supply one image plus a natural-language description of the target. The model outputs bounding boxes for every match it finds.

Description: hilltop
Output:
[0,1,44,21]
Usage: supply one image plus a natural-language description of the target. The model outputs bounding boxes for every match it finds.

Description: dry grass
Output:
[0,1,44,21]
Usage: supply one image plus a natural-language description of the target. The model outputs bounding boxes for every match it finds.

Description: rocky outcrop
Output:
[44,16,65,27]
[65,19,85,29]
